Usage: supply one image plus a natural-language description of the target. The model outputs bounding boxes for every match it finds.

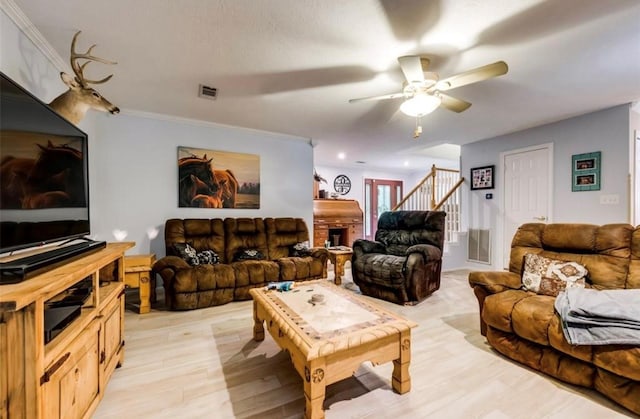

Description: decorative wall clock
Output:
[333,174,351,195]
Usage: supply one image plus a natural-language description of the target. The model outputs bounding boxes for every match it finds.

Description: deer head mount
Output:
[48,31,119,125]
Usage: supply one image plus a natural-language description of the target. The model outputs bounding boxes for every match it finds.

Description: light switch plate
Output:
[599,194,620,205]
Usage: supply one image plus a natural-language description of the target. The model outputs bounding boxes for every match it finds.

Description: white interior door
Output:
[503,145,553,268]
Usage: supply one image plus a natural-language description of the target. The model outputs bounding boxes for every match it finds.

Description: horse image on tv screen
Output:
[178,146,259,209]
[0,131,87,210]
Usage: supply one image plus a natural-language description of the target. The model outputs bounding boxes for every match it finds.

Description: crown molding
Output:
[1,0,67,71]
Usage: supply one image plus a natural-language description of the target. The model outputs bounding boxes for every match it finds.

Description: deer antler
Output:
[70,31,117,87]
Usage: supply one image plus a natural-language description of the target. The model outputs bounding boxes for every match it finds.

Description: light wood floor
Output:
[94,269,636,418]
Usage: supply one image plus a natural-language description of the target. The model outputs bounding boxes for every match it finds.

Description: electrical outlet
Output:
[599,194,620,205]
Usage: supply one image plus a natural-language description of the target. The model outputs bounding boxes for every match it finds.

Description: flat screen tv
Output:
[0,72,90,254]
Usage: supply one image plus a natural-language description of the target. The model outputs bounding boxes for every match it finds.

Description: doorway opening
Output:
[364,178,403,240]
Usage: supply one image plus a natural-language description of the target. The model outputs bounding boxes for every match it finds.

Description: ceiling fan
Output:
[349,56,508,138]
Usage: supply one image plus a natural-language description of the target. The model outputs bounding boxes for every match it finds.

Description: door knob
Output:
[533,216,547,221]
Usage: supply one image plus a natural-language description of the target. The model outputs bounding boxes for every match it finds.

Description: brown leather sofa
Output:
[469,223,640,415]
[153,217,329,310]
[352,210,445,304]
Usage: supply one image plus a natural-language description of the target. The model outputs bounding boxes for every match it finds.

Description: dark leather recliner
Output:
[351,210,446,304]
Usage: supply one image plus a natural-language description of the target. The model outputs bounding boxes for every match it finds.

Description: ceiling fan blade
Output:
[439,93,472,113]
[349,92,404,103]
[435,61,508,91]
[398,56,430,83]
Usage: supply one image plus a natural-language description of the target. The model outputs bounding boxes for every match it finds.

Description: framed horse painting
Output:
[178,146,260,209]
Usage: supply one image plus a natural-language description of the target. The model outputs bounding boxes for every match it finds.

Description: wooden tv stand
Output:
[0,242,133,419]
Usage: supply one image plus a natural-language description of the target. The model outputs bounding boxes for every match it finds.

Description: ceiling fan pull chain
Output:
[414,116,423,139]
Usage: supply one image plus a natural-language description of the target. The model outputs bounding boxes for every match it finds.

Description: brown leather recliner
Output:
[351,210,446,304]
[469,223,640,415]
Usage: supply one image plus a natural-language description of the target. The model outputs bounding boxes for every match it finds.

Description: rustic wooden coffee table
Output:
[249,280,417,419]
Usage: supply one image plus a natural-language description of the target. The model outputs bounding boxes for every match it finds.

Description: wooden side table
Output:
[124,254,156,314]
[327,248,353,286]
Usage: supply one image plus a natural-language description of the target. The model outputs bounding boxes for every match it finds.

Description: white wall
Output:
[314,164,422,205]
[458,104,632,270]
[1,10,62,106]
[631,104,640,224]
[2,9,314,258]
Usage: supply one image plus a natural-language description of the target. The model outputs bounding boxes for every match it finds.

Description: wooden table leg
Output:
[392,330,412,394]
[304,360,326,419]
[138,274,151,314]
[334,257,343,286]
[253,300,265,341]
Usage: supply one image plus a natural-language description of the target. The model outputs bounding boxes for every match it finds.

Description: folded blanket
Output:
[554,288,640,345]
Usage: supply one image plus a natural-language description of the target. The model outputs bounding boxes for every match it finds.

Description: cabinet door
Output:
[42,320,101,419]
[101,294,123,383]
[313,225,329,247]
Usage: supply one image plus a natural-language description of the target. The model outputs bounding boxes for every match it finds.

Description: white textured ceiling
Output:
[9,0,640,172]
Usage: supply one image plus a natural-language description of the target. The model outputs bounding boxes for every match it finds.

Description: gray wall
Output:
[90,112,313,256]
[459,105,632,270]
[2,9,314,257]
[631,105,640,224]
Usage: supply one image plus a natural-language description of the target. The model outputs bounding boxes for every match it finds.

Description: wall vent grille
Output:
[198,84,217,100]
[468,228,491,264]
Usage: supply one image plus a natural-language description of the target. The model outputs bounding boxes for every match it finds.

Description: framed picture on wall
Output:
[470,165,495,190]
[178,146,260,208]
[572,151,601,192]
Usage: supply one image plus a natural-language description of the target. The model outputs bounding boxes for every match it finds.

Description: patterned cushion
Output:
[289,241,311,257]
[192,250,219,266]
[173,242,219,266]
[521,253,588,296]
[173,242,197,260]
[234,248,265,261]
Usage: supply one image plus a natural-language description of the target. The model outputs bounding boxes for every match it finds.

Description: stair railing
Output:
[393,164,464,243]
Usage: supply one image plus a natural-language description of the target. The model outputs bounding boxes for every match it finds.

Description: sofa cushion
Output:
[277,256,325,281]
[232,260,280,289]
[510,294,556,346]
[172,263,235,293]
[265,217,311,260]
[224,218,269,263]
[521,253,588,296]
[482,290,532,334]
[165,218,227,262]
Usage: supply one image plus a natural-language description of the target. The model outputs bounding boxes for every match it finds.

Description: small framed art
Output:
[470,165,495,190]
[572,151,601,192]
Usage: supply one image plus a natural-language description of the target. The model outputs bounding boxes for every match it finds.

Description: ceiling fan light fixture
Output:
[400,93,441,117]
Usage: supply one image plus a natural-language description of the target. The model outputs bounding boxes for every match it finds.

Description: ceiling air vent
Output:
[198,84,217,100]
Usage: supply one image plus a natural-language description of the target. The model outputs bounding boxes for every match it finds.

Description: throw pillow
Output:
[193,250,219,266]
[234,248,265,261]
[521,253,588,296]
[290,241,312,257]
[173,242,197,261]
[173,243,219,266]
